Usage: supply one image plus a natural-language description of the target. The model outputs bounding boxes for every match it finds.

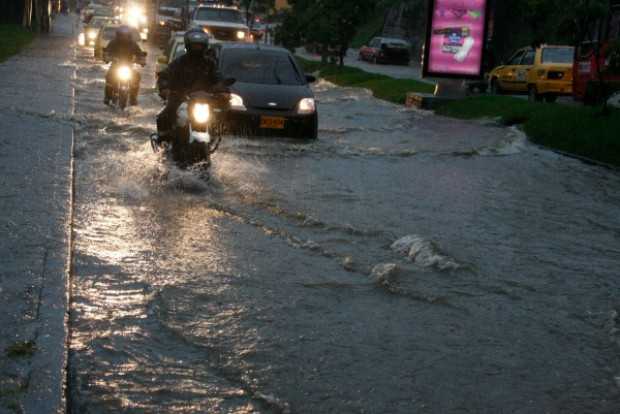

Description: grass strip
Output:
[296,56,435,105]
[0,24,35,63]
[435,96,620,166]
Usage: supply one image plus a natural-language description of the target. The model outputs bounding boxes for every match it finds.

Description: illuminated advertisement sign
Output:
[423,0,490,78]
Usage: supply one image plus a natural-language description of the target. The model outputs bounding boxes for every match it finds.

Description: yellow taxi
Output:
[489,45,574,102]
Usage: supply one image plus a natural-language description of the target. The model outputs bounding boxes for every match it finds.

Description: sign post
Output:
[422,0,491,97]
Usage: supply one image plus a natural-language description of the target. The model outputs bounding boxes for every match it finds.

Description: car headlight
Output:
[159,20,166,26]
[203,27,210,34]
[236,31,246,40]
[192,103,210,124]
[88,30,97,39]
[297,98,316,114]
[78,33,86,45]
[229,94,247,111]
[117,66,132,81]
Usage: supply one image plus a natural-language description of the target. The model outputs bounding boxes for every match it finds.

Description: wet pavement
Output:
[0,15,75,414]
[39,34,620,413]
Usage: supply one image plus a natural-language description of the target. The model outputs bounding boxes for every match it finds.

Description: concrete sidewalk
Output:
[0,15,76,414]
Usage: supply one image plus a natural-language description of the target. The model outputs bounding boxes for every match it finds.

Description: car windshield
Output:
[542,47,574,64]
[195,8,244,23]
[221,50,303,85]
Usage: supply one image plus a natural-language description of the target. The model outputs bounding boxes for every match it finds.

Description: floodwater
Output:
[67,43,620,413]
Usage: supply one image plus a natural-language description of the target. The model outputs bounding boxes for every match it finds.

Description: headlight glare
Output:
[88,30,97,39]
[298,98,316,114]
[117,66,132,81]
[236,31,246,40]
[192,103,210,123]
[229,94,246,111]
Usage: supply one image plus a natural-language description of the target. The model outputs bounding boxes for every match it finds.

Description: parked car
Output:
[359,37,411,65]
[220,44,318,139]
[94,24,140,61]
[573,1,620,104]
[189,5,250,43]
[488,45,574,102]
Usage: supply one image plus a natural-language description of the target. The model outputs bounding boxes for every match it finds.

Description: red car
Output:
[359,37,411,65]
[573,0,620,103]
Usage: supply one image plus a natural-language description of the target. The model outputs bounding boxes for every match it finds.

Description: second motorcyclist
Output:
[104,25,146,106]
[156,29,220,141]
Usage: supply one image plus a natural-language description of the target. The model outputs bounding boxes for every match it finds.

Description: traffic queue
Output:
[76,1,319,168]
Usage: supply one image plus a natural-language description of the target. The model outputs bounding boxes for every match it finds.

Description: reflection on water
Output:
[69,46,620,413]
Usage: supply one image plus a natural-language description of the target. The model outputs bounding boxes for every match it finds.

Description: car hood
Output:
[231,82,312,110]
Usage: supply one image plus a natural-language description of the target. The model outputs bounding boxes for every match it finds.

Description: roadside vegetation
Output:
[0,25,35,63]
[297,57,434,104]
[435,96,620,166]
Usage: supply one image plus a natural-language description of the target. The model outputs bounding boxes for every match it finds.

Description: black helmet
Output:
[116,25,131,40]
[184,29,209,56]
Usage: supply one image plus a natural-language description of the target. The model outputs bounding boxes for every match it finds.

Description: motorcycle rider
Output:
[156,29,220,141]
[104,25,146,106]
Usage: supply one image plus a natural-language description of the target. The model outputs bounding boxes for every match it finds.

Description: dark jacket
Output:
[104,37,145,62]
[158,52,220,97]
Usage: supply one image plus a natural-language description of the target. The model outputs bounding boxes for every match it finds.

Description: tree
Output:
[280,0,375,66]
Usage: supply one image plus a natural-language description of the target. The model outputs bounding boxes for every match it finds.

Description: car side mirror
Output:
[306,74,316,83]
[157,55,167,64]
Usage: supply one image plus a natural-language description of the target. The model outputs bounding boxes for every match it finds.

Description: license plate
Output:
[260,116,286,129]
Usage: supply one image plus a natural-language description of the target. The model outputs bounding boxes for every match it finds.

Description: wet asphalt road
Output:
[66,41,620,413]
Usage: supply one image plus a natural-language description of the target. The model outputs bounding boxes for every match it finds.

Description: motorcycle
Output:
[151,79,236,167]
[104,54,146,110]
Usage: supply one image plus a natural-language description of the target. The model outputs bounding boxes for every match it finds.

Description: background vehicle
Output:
[79,16,114,47]
[488,45,574,102]
[152,80,236,167]
[359,37,411,65]
[220,44,318,139]
[106,59,140,110]
[156,35,186,74]
[94,25,140,61]
[573,1,620,104]
[190,5,250,43]
[156,0,185,47]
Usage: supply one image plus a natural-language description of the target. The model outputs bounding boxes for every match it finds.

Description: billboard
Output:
[422,0,490,78]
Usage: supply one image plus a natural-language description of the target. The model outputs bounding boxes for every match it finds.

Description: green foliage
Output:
[435,96,620,166]
[281,0,375,65]
[296,56,434,104]
[0,25,35,63]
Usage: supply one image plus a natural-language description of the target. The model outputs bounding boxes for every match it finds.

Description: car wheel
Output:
[528,86,542,103]
[298,116,318,140]
[490,78,502,95]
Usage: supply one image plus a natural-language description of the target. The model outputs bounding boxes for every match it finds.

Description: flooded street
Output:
[67,44,620,413]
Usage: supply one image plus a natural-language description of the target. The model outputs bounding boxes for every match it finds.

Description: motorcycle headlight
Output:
[229,94,247,111]
[297,98,316,114]
[192,103,210,124]
[236,31,246,40]
[87,30,97,40]
[117,66,132,81]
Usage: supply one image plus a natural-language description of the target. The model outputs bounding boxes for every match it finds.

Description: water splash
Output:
[391,235,461,271]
